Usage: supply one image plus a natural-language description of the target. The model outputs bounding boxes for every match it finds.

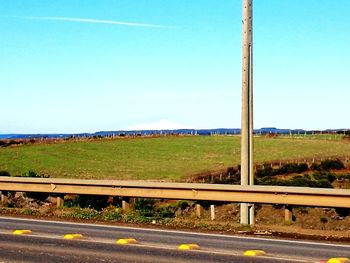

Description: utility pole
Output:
[240,0,254,225]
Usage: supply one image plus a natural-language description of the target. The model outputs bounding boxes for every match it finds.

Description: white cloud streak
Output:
[7,15,174,28]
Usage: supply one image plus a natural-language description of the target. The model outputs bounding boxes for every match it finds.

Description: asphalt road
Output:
[0,216,349,262]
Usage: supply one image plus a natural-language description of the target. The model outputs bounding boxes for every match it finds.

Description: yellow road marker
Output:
[178,244,200,250]
[327,258,350,263]
[12,230,32,235]
[243,250,267,257]
[63,234,84,240]
[116,238,138,245]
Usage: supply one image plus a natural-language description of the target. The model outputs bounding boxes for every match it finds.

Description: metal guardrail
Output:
[0,177,349,208]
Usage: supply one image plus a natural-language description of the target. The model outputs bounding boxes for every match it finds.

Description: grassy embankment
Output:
[0,135,349,181]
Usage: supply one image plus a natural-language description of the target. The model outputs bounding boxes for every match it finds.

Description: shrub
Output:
[255,166,274,178]
[288,175,313,187]
[255,163,309,178]
[157,205,176,218]
[320,159,344,171]
[67,208,100,219]
[257,177,285,186]
[313,179,333,188]
[101,207,122,221]
[173,200,190,210]
[122,213,153,224]
[310,163,321,171]
[211,173,240,184]
[16,170,50,201]
[68,195,110,211]
[336,173,350,180]
[257,174,333,188]
[22,208,36,215]
[320,216,328,224]
[227,167,238,175]
[18,170,49,178]
[134,198,156,216]
[133,198,177,219]
[0,171,10,177]
[222,173,240,184]
[313,171,336,183]
[335,208,350,218]
[276,163,309,175]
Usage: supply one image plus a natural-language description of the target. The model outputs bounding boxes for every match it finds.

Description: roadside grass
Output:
[0,135,349,181]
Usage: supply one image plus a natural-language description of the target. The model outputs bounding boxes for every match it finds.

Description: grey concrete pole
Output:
[240,0,254,225]
[248,7,255,225]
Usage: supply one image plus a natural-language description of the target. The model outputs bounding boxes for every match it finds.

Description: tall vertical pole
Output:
[241,0,254,225]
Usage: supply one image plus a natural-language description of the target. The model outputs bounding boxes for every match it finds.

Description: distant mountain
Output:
[0,128,348,140]
[125,119,192,131]
[0,134,70,139]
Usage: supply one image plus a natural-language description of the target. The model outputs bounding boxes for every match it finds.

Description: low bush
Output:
[313,171,336,183]
[335,208,350,218]
[312,159,344,171]
[0,171,10,177]
[65,195,111,211]
[65,208,100,219]
[288,175,314,187]
[310,163,321,171]
[157,205,176,218]
[256,166,274,178]
[277,163,309,175]
[134,198,156,216]
[15,170,50,201]
[257,177,286,186]
[173,200,190,210]
[211,173,240,184]
[313,179,333,188]
[257,174,333,188]
[133,198,177,219]
[320,216,328,224]
[336,173,350,180]
[255,163,309,178]
[17,170,49,178]
[101,207,122,221]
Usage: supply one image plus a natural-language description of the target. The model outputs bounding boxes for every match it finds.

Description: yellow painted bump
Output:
[13,230,32,235]
[63,234,84,240]
[243,250,267,257]
[327,258,350,263]
[116,238,138,245]
[178,244,200,250]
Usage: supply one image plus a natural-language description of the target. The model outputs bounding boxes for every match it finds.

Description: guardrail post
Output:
[210,204,215,220]
[1,192,8,207]
[284,205,293,223]
[196,204,204,218]
[122,198,130,212]
[56,196,64,208]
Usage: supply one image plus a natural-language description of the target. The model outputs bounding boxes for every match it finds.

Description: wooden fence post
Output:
[1,192,8,207]
[122,199,130,212]
[56,196,64,208]
[284,205,293,223]
[210,205,215,220]
[196,204,204,218]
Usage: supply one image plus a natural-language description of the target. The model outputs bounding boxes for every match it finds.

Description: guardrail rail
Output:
[0,177,349,208]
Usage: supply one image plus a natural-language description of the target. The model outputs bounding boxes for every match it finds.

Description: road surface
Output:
[0,216,349,262]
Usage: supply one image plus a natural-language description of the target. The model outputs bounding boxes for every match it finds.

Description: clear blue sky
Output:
[1,0,349,133]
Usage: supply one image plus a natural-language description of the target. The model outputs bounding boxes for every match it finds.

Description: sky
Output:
[1,0,349,133]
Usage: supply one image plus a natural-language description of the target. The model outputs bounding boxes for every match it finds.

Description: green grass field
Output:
[0,135,349,181]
